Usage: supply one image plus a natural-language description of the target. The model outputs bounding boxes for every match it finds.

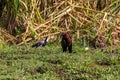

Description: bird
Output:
[32,36,50,48]
[61,32,72,53]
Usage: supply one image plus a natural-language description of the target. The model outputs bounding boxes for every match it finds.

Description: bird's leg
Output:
[63,46,67,52]
[68,44,72,53]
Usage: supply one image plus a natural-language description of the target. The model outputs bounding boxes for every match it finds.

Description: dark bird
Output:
[61,32,72,53]
[32,36,50,48]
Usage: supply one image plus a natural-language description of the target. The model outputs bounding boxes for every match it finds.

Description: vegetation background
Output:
[0,0,120,46]
[0,0,120,80]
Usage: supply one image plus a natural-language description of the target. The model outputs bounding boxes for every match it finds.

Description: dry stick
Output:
[19,0,28,11]
[77,11,95,23]
[36,26,60,40]
[0,29,18,44]
[35,6,74,31]
[18,38,32,45]
[48,1,66,17]
[65,19,69,30]
[75,5,120,18]
[36,26,51,38]
[97,12,108,35]
[78,15,92,23]
[36,2,79,30]
[77,30,80,39]
[67,1,84,23]
[18,4,78,45]
[68,13,82,25]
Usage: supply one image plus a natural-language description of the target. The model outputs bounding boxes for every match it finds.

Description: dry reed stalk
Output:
[0,29,18,44]
[97,12,108,35]
[17,0,120,45]
[68,13,82,25]
[0,0,119,46]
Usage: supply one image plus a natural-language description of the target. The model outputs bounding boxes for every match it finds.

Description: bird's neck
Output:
[45,37,49,42]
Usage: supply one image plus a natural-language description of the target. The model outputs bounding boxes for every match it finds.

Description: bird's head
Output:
[60,32,66,38]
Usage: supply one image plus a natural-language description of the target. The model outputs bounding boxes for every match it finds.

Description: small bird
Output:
[61,32,72,53]
[32,36,50,48]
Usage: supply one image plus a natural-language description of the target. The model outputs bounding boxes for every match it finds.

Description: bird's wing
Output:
[40,41,44,44]
[32,42,42,47]
[61,39,67,47]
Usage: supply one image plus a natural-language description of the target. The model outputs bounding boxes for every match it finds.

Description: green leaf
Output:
[13,0,19,17]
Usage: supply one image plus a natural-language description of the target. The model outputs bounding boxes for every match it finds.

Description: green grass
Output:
[0,41,120,80]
